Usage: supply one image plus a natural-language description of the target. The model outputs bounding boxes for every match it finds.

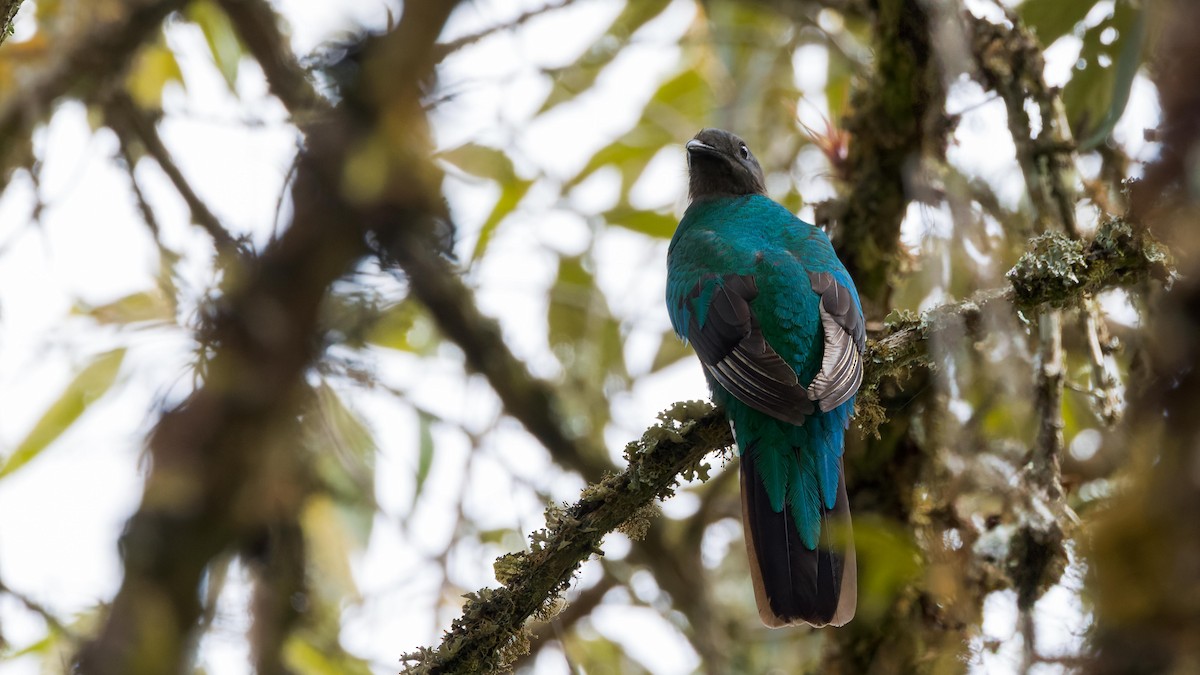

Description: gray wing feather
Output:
[806,272,866,412]
[687,274,814,425]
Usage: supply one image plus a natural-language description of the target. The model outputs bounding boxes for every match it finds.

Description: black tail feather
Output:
[741,453,856,627]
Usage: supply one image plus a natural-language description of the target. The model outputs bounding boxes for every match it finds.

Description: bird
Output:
[665,128,863,627]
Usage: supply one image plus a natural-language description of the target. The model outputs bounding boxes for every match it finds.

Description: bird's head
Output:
[686,128,766,202]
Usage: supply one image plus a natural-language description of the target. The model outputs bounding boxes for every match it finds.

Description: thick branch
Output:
[77,2,460,672]
[382,241,614,482]
[0,0,184,182]
[216,0,328,120]
[818,0,945,312]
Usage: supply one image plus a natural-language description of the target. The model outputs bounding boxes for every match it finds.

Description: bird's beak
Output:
[686,139,718,157]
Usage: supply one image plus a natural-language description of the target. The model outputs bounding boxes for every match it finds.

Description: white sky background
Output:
[0,0,1159,673]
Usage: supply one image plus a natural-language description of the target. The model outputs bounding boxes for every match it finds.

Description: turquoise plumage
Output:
[666,129,863,627]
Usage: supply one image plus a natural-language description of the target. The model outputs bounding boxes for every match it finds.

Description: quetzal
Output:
[666,128,863,627]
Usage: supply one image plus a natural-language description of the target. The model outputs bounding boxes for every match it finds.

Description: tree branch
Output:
[102,90,241,257]
[380,242,614,482]
[0,0,184,183]
[0,0,24,47]
[430,0,573,63]
[401,400,731,674]
[216,0,328,120]
[817,0,945,313]
[76,1,461,672]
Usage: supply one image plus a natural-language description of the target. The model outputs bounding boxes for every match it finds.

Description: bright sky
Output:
[0,0,1160,673]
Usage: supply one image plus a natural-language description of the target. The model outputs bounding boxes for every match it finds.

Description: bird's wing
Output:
[683,273,815,425]
[805,271,865,412]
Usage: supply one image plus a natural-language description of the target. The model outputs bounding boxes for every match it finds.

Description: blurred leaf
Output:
[548,255,625,377]
[308,382,376,527]
[602,204,676,238]
[564,69,710,194]
[284,635,372,675]
[302,495,363,603]
[126,39,184,108]
[186,0,243,91]
[826,49,854,121]
[705,0,800,148]
[474,179,532,261]
[1017,0,1097,46]
[538,0,673,114]
[650,331,691,373]
[853,515,923,619]
[0,349,125,480]
[5,632,55,658]
[412,411,434,508]
[74,289,175,326]
[548,255,627,433]
[440,142,519,182]
[439,142,533,261]
[1061,1,1146,149]
[365,299,439,354]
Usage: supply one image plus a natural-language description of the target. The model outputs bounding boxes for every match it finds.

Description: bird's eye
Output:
[739,144,750,160]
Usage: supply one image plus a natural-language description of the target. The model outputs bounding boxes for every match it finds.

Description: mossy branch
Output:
[0,0,25,47]
[401,400,731,673]
[400,218,1172,673]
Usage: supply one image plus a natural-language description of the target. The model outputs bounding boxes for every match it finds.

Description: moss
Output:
[883,308,921,332]
[854,387,887,440]
[1007,231,1087,307]
[1007,220,1174,309]
[616,502,660,541]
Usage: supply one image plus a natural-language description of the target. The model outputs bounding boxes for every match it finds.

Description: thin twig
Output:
[109,102,163,244]
[102,91,240,257]
[0,579,78,642]
[431,0,574,63]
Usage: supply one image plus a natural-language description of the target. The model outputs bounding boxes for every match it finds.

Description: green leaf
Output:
[365,299,420,352]
[439,142,519,182]
[1017,0,1097,45]
[413,411,434,508]
[547,255,627,433]
[126,40,184,108]
[852,515,923,619]
[186,0,243,91]
[1062,1,1147,149]
[650,331,691,373]
[74,289,175,326]
[439,143,533,261]
[284,631,373,675]
[0,349,125,480]
[308,382,376,521]
[302,495,363,602]
[563,69,710,194]
[602,204,677,239]
[538,0,673,114]
[473,178,532,261]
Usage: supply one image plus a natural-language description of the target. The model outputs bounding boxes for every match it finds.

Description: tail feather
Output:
[741,453,856,627]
